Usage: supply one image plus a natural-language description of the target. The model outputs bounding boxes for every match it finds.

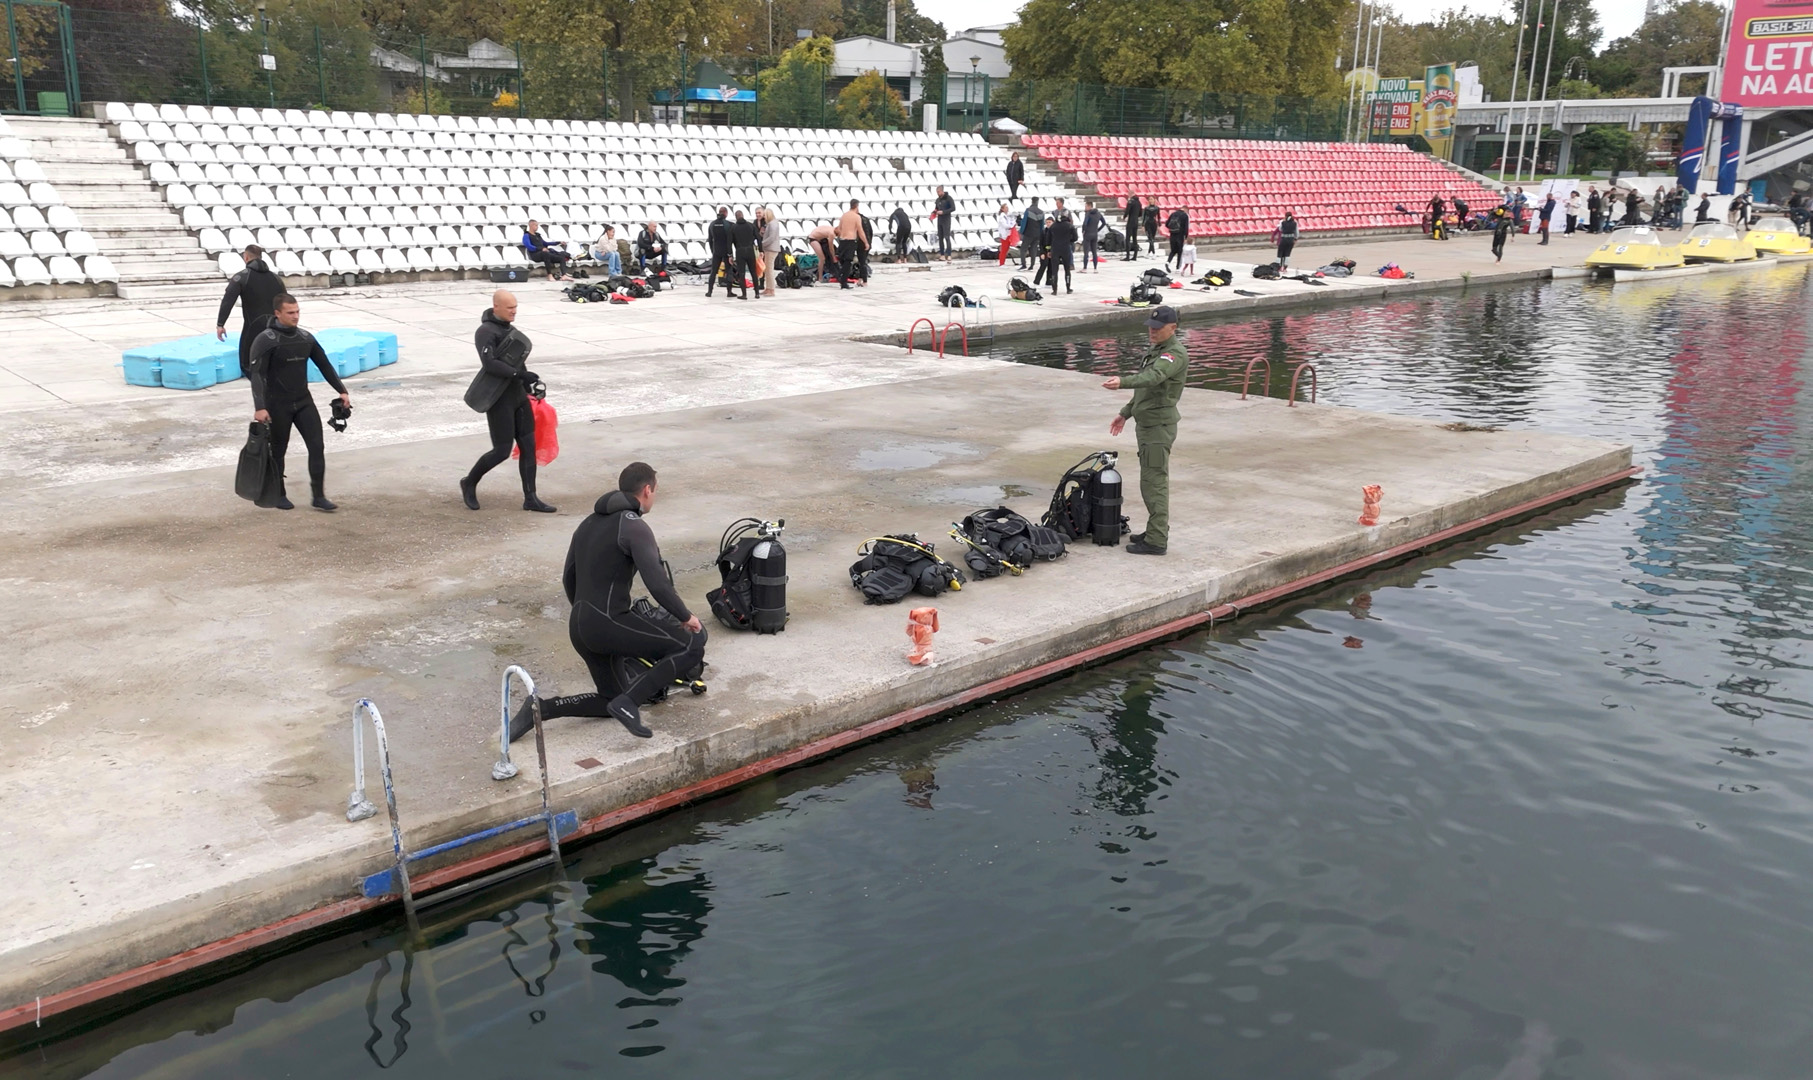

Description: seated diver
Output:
[512,461,706,740]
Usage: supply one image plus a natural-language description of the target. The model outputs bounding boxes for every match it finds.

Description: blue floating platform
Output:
[121,328,397,390]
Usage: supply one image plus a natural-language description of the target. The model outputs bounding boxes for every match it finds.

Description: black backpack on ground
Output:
[1141,268,1172,286]
[1128,282,1160,305]
[1041,452,1129,542]
[1195,267,1234,286]
[1008,277,1042,302]
[563,282,607,303]
[849,535,965,604]
[951,507,1067,577]
[1103,227,1126,252]
[1252,262,1282,280]
[705,518,788,633]
[938,284,970,307]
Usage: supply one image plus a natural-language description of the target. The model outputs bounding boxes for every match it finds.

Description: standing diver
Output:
[1101,304,1188,556]
[460,289,556,513]
[246,293,349,512]
[512,462,706,741]
[215,244,285,377]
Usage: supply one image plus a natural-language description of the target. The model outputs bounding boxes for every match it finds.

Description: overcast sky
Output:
[922,0,1647,45]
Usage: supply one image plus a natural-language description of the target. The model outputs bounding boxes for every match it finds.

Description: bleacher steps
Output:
[6,115,221,297]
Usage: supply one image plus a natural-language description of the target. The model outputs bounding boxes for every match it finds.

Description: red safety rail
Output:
[1240,357,1272,400]
[1021,135,1499,239]
[937,321,969,357]
[1288,362,1318,407]
[906,317,936,354]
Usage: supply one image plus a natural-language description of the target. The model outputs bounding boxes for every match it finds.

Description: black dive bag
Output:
[1042,451,1127,547]
[849,535,965,604]
[706,518,789,633]
[951,507,1068,577]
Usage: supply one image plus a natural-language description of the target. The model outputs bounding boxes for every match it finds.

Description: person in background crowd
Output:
[521,220,571,279]
[591,226,623,275]
[1511,187,1529,227]
[857,206,875,283]
[1122,194,1143,261]
[635,221,667,272]
[807,223,837,280]
[1696,193,1712,225]
[1081,200,1107,271]
[835,198,868,289]
[730,208,760,301]
[1623,190,1644,226]
[758,208,782,296]
[995,201,1017,266]
[889,204,912,258]
[1164,203,1190,269]
[460,289,553,515]
[1490,205,1513,261]
[1006,151,1025,201]
[215,244,284,376]
[1731,190,1752,227]
[1276,209,1299,270]
[1142,197,1161,256]
[1018,196,1046,273]
[1654,185,1670,226]
[933,186,956,259]
[1045,208,1078,295]
[1426,192,1446,236]
[1538,190,1556,245]
[705,206,735,299]
[1564,191,1581,236]
[1586,185,1603,233]
[1454,195,1470,229]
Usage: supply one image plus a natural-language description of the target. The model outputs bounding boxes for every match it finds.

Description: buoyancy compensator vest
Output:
[950,507,1067,578]
[848,534,965,604]
[1042,451,1129,547]
[706,517,789,633]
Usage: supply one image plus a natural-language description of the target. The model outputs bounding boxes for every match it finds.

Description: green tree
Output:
[755,33,833,125]
[836,68,908,128]
[1374,0,1602,103]
[1575,125,1640,172]
[919,41,946,112]
[1597,0,1723,96]
[1001,0,1347,97]
[838,0,943,42]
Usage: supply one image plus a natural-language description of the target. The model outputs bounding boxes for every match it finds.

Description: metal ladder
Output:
[348,666,576,925]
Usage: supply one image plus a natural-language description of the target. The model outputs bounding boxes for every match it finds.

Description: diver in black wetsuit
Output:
[247,293,348,512]
[216,245,285,375]
[512,461,706,740]
[460,289,555,513]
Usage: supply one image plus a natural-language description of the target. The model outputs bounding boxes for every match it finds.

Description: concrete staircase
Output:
[7,116,221,299]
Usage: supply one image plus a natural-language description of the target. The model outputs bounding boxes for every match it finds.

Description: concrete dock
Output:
[0,225,1634,1033]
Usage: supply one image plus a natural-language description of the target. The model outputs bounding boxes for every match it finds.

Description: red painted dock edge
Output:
[0,465,1639,1036]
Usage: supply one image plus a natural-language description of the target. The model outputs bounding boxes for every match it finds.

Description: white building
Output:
[830,27,1012,106]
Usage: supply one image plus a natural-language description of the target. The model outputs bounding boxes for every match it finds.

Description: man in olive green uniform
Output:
[1102,305,1188,555]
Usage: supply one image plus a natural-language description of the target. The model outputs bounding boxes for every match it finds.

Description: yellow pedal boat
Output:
[1743,215,1812,255]
[1681,222,1757,262]
[1584,226,1685,271]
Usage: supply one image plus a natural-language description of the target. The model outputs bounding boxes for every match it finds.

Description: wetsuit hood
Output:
[247,258,272,274]
[482,307,511,327]
[595,489,639,516]
[266,320,304,338]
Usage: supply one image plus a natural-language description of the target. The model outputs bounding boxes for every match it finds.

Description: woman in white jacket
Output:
[995,202,1018,266]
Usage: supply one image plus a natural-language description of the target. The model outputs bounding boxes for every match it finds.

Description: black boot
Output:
[523,493,557,513]
[607,695,652,738]
[460,476,480,511]
[508,696,537,742]
[273,495,294,510]
[311,488,336,512]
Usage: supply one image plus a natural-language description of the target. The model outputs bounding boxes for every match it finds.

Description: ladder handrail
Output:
[905,317,935,353]
[492,665,534,781]
[1240,357,1272,400]
[937,320,969,357]
[1288,362,1318,407]
[351,699,416,920]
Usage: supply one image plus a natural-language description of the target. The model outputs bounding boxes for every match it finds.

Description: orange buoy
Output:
[907,607,939,666]
[1358,484,1383,526]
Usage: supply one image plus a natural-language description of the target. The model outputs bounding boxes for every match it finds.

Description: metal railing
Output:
[349,669,574,926]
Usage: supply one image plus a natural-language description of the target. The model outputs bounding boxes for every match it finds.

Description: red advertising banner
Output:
[1723,0,1813,106]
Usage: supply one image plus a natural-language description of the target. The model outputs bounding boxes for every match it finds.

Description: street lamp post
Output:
[970,55,980,133]
[677,31,688,126]
[255,0,274,108]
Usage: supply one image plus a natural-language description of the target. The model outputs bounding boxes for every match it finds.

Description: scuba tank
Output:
[707,518,789,633]
[1088,452,1122,547]
[747,523,787,633]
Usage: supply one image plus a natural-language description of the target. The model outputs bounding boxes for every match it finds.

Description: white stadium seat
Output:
[83,255,119,283]
[12,255,50,284]
[47,255,83,283]
[0,231,26,258]
[272,249,305,275]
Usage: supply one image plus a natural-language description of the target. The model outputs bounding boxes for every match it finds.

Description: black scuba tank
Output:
[748,527,788,634]
[1088,452,1123,546]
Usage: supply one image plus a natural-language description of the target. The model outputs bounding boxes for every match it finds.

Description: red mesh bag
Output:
[512,396,560,466]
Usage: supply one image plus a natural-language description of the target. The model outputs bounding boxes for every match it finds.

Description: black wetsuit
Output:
[217,258,285,375]
[935,192,955,255]
[706,214,734,296]
[247,323,345,500]
[1143,203,1161,254]
[889,207,911,256]
[1081,207,1105,268]
[1006,156,1024,200]
[1123,196,1142,260]
[539,490,707,723]
[463,308,538,496]
[1019,205,1044,271]
[1165,208,1189,267]
[1045,213,1077,293]
[731,217,760,298]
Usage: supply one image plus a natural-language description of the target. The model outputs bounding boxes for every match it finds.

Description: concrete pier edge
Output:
[0,460,1639,1042]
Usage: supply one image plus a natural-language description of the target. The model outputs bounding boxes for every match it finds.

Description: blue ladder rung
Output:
[362,810,578,898]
